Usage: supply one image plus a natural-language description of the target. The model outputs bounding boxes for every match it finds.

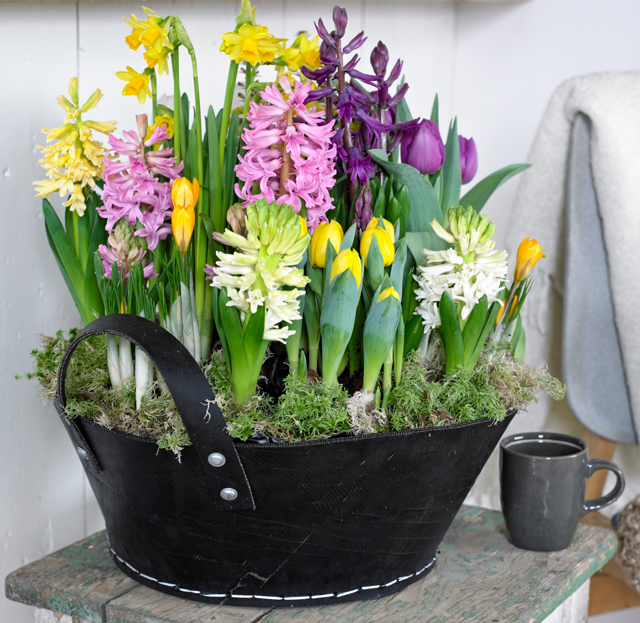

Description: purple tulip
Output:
[400,120,445,175]
[458,135,478,184]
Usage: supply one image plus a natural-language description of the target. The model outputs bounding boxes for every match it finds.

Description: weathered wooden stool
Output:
[5,506,616,623]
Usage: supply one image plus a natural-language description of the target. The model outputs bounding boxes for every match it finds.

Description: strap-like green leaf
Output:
[460,163,531,213]
[440,118,461,224]
[462,295,488,363]
[439,291,464,375]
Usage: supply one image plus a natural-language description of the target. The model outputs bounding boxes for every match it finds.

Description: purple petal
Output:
[343,31,367,54]
[387,59,403,85]
[388,83,410,108]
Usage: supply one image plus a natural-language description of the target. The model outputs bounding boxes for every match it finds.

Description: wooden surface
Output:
[5,506,617,623]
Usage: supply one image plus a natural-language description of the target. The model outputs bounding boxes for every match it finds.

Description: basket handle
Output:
[56,314,255,511]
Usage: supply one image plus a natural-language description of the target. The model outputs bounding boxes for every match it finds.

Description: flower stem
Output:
[278,107,294,196]
[219,60,239,171]
[150,68,158,121]
[171,49,181,166]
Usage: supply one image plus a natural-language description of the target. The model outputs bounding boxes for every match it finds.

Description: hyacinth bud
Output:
[400,119,445,175]
[354,183,373,233]
[68,77,79,106]
[370,41,389,76]
[310,220,344,268]
[136,114,149,140]
[103,220,147,277]
[333,6,348,38]
[459,135,478,184]
[227,203,247,237]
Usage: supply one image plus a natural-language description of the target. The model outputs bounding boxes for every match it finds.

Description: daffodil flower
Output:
[116,66,152,104]
[220,23,284,65]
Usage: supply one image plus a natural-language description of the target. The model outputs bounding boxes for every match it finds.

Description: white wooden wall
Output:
[2,1,639,621]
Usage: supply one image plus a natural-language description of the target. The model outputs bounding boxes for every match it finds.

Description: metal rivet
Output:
[220,488,238,501]
[208,452,226,467]
[77,447,89,460]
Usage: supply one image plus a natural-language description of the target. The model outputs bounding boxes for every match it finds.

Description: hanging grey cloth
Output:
[562,113,636,444]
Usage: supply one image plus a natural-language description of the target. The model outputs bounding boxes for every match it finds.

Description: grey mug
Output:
[500,432,625,551]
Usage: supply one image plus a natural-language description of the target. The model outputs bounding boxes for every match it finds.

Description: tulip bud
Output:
[514,237,545,283]
[459,135,478,184]
[379,286,400,302]
[310,221,344,268]
[360,227,394,268]
[333,6,348,38]
[365,216,395,242]
[331,248,361,288]
[400,119,445,175]
[370,41,389,76]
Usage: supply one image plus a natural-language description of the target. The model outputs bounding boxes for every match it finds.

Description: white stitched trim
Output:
[108,541,437,602]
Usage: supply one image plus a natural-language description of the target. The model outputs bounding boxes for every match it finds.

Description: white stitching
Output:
[108,542,436,601]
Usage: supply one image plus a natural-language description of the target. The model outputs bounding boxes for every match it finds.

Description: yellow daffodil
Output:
[296,34,321,70]
[124,9,174,53]
[514,237,545,283]
[310,220,343,268]
[365,216,395,242]
[360,227,395,268]
[145,115,174,149]
[143,41,171,75]
[126,28,144,51]
[221,23,284,65]
[172,177,199,255]
[34,78,116,216]
[116,66,152,104]
[331,249,362,288]
[379,287,400,302]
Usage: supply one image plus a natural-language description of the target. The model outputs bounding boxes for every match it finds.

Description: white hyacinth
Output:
[415,206,508,334]
[210,200,310,343]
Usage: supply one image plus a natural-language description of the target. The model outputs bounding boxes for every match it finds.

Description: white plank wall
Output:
[2,2,640,622]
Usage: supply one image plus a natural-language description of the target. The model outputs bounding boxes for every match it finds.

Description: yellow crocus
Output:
[365,216,395,242]
[310,221,344,268]
[379,287,400,302]
[514,237,545,283]
[171,177,199,255]
[221,23,284,65]
[331,249,362,288]
[360,227,395,268]
[116,66,152,104]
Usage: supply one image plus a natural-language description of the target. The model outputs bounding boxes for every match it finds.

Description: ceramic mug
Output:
[500,432,625,551]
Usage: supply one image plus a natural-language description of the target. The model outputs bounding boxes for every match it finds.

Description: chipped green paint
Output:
[5,506,617,623]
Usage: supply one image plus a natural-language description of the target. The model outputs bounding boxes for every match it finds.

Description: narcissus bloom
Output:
[514,238,545,283]
[116,66,152,104]
[331,249,362,288]
[310,221,343,267]
[220,23,284,65]
[171,177,199,255]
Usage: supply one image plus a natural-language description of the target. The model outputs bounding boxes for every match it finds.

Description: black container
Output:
[56,315,514,607]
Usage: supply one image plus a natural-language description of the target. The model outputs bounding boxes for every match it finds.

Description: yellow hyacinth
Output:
[221,23,284,65]
[172,177,199,255]
[331,249,362,288]
[310,221,344,268]
[34,78,116,216]
[514,237,545,283]
[360,227,395,268]
[116,66,152,104]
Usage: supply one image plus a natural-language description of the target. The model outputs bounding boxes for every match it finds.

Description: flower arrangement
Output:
[30,1,563,454]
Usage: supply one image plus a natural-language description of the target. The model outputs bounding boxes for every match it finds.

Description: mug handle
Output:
[583,458,626,514]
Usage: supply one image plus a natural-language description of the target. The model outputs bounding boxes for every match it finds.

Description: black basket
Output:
[55,315,514,607]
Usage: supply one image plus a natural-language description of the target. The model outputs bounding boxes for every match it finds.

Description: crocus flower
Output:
[331,249,362,288]
[171,177,199,255]
[401,119,445,175]
[459,135,478,184]
[514,238,545,283]
[310,221,344,267]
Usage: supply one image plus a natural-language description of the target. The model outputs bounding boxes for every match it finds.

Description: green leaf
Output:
[462,295,488,363]
[405,231,449,266]
[369,152,442,232]
[340,222,357,252]
[390,238,407,295]
[173,17,194,51]
[512,316,526,362]
[403,315,423,356]
[441,118,461,223]
[306,262,323,297]
[224,111,239,207]
[439,291,464,376]
[206,107,225,232]
[459,163,531,213]
[394,81,413,124]
[430,94,439,128]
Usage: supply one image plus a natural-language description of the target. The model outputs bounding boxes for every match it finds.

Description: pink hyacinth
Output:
[235,76,337,232]
[99,114,183,250]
